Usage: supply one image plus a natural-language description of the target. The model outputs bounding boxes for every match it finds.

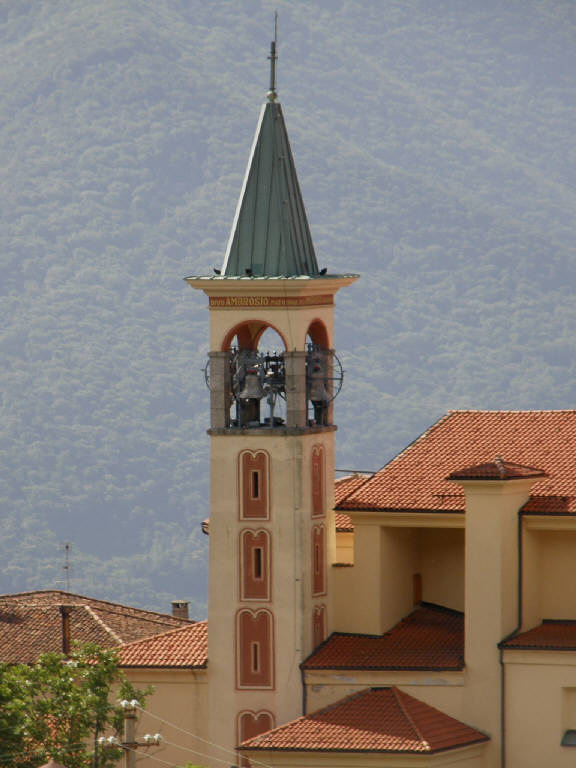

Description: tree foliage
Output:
[0,644,149,768]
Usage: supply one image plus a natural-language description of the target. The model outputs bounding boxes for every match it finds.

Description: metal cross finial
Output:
[267,12,278,102]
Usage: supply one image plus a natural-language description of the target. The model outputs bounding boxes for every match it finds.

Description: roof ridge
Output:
[84,605,123,645]
[334,473,374,506]
[335,412,453,509]
[91,603,189,627]
[391,688,429,750]
[447,409,576,414]
[0,590,192,624]
[240,688,386,748]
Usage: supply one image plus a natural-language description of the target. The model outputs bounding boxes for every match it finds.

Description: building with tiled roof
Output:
[338,409,576,514]
[239,687,488,760]
[303,603,463,672]
[0,590,191,663]
[118,620,208,668]
[180,41,576,767]
[0,590,211,768]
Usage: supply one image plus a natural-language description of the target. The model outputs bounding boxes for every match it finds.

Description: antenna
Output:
[62,542,71,591]
[267,12,278,102]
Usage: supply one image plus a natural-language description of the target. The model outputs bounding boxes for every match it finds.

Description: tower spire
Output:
[221,23,322,277]
[267,12,278,102]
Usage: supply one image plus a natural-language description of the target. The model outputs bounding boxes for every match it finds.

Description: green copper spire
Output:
[221,41,319,277]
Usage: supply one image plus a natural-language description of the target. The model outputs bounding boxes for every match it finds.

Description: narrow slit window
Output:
[253,547,263,580]
[251,471,260,500]
[251,641,260,673]
[314,543,320,575]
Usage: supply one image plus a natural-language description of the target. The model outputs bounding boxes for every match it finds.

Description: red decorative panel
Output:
[312,525,326,596]
[240,529,271,601]
[311,444,325,517]
[236,609,274,689]
[313,605,326,649]
[240,451,269,519]
[238,710,274,768]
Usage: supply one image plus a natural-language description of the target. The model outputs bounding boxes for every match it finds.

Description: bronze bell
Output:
[238,368,265,400]
[308,364,330,403]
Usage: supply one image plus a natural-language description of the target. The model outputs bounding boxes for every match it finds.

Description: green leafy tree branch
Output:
[0,644,151,768]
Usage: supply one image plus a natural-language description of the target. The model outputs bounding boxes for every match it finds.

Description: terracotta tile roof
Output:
[334,513,353,532]
[118,620,207,668]
[239,687,488,753]
[302,603,463,670]
[334,474,372,531]
[447,458,546,481]
[0,590,191,664]
[502,620,576,650]
[335,474,372,505]
[338,410,576,514]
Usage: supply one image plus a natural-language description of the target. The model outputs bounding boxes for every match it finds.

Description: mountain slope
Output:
[1,0,575,612]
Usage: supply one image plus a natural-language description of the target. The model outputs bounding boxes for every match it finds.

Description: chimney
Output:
[171,600,189,620]
[59,605,72,655]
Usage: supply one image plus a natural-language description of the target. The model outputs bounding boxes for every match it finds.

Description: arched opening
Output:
[225,322,287,428]
[305,321,336,427]
[307,319,329,349]
[222,320,287,352]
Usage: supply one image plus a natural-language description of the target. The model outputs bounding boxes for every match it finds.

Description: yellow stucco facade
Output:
[123,492,576,768]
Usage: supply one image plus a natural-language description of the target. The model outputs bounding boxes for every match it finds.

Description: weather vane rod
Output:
[267,12,278,102]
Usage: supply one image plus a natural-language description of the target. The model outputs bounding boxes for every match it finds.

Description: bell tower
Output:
[186,38,357,763]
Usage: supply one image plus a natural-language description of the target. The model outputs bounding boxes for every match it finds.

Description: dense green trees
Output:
[0,644,148,768]
[1,0,575,612]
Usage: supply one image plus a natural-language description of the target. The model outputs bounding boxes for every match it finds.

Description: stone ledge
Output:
[207,425,338,437]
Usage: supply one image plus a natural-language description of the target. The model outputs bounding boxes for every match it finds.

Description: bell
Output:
[238,368,265,400]
[308,364,330,403]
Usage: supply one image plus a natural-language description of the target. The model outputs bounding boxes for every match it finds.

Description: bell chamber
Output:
[204,343,344,429]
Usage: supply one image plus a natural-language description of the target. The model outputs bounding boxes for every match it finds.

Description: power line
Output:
[135,736,256,768]
[135,703,274,768]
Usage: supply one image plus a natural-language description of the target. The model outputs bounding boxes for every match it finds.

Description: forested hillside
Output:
[1,0,575,614]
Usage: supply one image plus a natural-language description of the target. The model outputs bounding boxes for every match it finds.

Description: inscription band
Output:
[209,295,333,308]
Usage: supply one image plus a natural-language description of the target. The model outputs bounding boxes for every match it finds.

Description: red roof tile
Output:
[335,474,372,505]
[502,621,576,650]
[338,410,576,514]
[447,458,546,481]
[334,474,372,531]
[0,590,192,664]
[239,687,488,753]
[118,621,208,668]
[335,513,353,532]
[303,603,463,670]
